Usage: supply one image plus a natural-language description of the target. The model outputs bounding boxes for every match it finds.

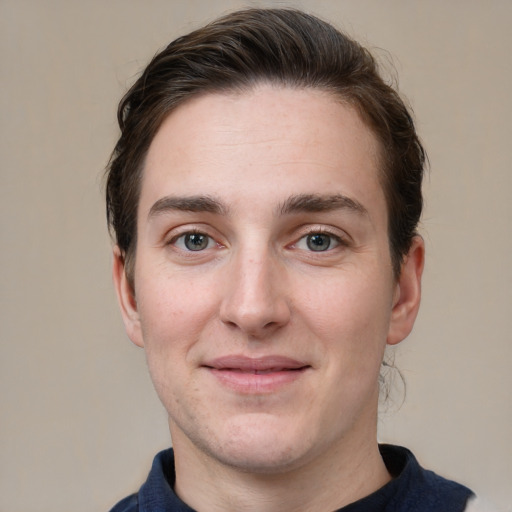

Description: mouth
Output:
[202,356,311,393]
[220,367,306,374]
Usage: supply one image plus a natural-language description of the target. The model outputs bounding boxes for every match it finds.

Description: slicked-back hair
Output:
[106,8,425,285]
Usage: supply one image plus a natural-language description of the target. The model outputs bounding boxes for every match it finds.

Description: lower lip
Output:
[206,367,309,393]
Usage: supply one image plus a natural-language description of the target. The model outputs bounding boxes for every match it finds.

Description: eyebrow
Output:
[148,195,228,219]
[278,193,368,216]
[147,192,368,220]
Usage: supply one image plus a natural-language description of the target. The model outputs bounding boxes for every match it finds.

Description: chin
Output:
[210,444,308,475]
[193,414,317,474]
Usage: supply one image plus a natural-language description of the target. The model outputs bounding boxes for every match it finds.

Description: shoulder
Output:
[107,448,181,512]
[380,444,474,512]
[108,493,138,512]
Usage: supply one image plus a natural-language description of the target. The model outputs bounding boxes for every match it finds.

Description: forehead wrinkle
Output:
[277,193,369,217]
[148,195,229,219]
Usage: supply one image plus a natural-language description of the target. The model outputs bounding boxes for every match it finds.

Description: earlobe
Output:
[387,236,425,346]
[112,246,144,348]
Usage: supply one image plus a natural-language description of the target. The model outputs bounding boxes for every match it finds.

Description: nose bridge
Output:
[220,241,290,337]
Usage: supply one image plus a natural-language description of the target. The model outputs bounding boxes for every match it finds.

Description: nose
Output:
[219,249,291,339]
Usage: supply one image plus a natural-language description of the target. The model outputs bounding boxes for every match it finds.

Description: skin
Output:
[113,86,424,512]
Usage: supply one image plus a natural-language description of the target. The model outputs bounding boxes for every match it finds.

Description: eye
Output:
[296,232,341,252]
[173,232,216,251]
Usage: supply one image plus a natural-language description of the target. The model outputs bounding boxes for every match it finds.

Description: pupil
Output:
[307,234,330,251]
[185,233,208,251]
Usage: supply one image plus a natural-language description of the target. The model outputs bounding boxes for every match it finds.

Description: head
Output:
[106,8,425,288]
[107,7,426,485]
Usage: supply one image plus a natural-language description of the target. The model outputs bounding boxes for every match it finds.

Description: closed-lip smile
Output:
[202,355,311,393]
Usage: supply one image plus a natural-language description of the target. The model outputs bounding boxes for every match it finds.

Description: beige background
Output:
[1,1,511,511]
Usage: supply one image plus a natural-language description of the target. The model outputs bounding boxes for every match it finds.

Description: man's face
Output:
[114,86,422,473]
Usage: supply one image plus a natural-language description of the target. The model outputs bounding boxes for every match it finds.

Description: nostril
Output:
[223,320,239,329]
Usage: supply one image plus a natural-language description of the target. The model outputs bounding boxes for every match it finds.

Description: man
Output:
[107,8,480,512]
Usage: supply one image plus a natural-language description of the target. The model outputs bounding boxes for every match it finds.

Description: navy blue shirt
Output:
[110,445,473,511]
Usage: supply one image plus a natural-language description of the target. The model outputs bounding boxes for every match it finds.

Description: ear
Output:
[112,246,144,348]
[387,236,425,346]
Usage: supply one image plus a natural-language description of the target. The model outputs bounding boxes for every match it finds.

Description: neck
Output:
[170,422,390,512]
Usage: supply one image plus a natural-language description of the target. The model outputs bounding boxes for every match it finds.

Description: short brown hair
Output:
[106,8,425,284]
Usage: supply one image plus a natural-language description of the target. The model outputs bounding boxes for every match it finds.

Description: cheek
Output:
[137,268,217,330]
[298,269,394,358]
[134,269,227,413]
[135,276,214,409]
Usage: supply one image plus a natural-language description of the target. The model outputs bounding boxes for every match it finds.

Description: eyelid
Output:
[292,225,350,246]
[164,225,224,250]
[172,232,216,251]
[295,234,341,252]
[162,223,349,253]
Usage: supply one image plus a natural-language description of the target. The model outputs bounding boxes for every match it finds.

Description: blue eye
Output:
[174,232,214,251]
[307,233,334,251]
[295,232,341,252]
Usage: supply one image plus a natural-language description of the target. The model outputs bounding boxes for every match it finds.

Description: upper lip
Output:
[203,355,310,372]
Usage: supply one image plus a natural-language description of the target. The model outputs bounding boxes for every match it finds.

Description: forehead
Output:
[140,86,384,220]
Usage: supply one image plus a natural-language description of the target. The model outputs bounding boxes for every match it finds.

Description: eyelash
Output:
[167,227,348,254]
[293,228,347,253]
[168,229,219,252]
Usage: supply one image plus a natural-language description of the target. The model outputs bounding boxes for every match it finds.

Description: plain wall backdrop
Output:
[1,1,511,510]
